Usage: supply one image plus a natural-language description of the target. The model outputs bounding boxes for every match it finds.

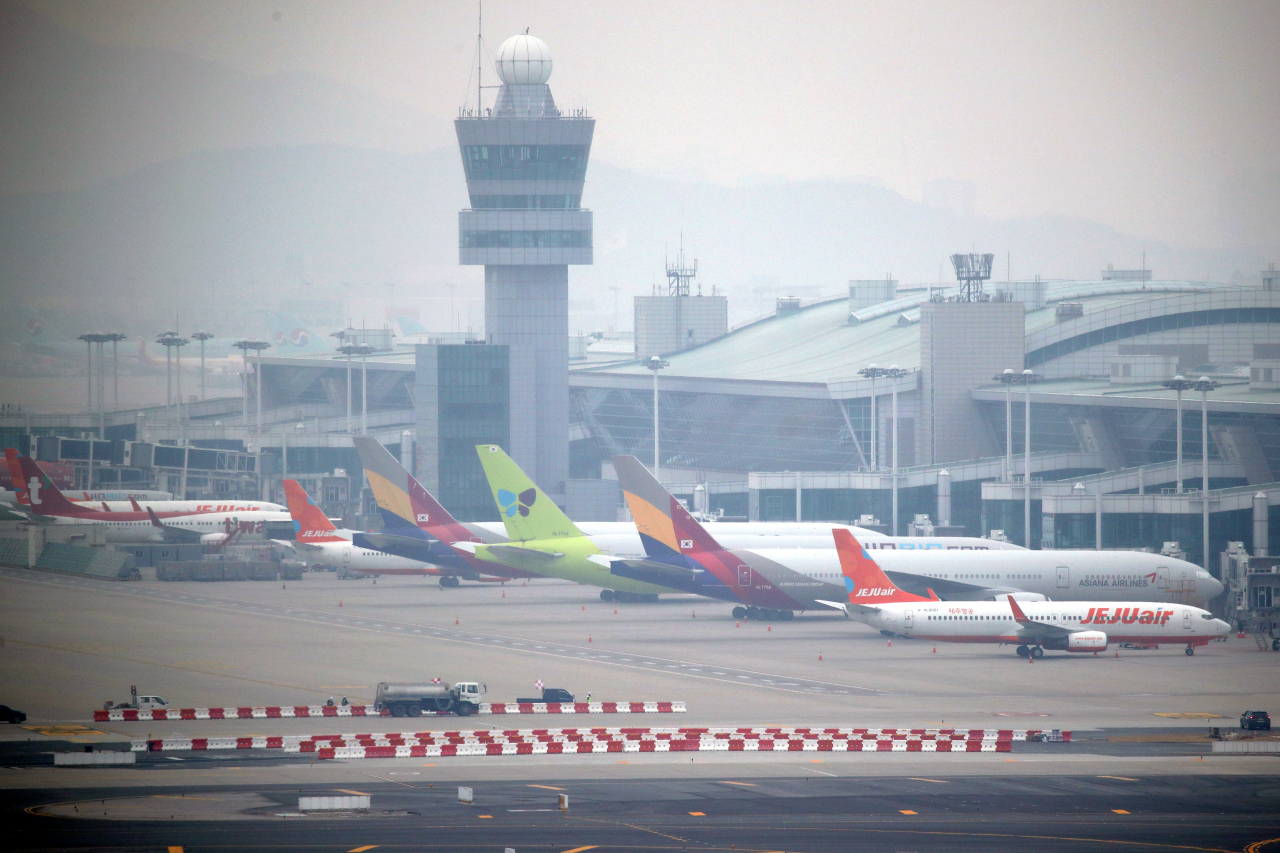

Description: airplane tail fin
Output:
[353,436,461,533]
[476,445,582,543]
[8,451,84,516]
[612,455,727,559]
[283,479,346,543]
[833,528,932,605]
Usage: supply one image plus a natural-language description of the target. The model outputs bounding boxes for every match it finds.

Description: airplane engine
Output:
[1066,631,1108,653]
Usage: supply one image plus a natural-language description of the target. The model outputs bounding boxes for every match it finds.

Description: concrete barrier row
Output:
[96,701,685,722]
[313,739,1013,760]
[131,725,1043,753]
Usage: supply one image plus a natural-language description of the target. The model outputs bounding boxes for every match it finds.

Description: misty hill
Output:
[0,141,1263,337]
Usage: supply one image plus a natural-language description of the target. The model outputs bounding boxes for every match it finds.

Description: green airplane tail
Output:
[475,445,583,543]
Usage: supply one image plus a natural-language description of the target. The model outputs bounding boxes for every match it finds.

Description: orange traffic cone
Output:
[887,640,892,647]
[932,646,937,653]
[691,611,696,619]
[501,591,505,598]
[1115,651,1119,658]
[767,625,771,632]
[818,652,823,661]
[613,608,618,615]
[582,605,586,611]
[588,635,593,643]
[736,621,740,628]
[1028,653,1033,664]
[339,601,342,608]
[455,617,459,625]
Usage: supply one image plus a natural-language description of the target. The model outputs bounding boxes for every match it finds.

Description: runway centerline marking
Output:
[1098,776,1139,782]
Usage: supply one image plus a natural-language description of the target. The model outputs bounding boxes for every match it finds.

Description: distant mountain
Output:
[0,143,1268,340]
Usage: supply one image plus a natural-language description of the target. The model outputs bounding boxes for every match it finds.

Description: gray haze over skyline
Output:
[1,0,1278,413]
[21,0,1280,250]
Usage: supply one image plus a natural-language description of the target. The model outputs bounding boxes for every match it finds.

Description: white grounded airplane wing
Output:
[816,599,882,616]
[449,541,479,554]
[590,555,701,583]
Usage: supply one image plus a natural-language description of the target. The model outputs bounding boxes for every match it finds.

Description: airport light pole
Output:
[1195,376,1220,569]
[156,332,188,420]
[101,332,126,410]
[353,344,374,435]
[884,365,909,535]
[1162,374,1196,494]
[332,331,352,434]
[233,340,270,435]
[994,368,1017,482]
[191,331,214,402]
[859,364,892,470]
[647,356,670,482]
[1018,369,1040,547]
[77,333,94,417]
[79,332,116,437]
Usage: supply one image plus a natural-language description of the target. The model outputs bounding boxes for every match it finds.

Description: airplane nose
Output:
[1204,576,1224,599]
[1214,619,1230,635]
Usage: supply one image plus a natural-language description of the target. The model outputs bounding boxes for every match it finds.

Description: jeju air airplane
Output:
[281,478,506,582]
[8,451,288,544]
[823,528,1230,658]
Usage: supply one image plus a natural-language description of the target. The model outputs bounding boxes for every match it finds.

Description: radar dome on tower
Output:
[495,33,553,85]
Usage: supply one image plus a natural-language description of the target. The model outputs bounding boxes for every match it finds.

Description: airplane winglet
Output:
[147,507,164,528]
[101,502,111,511]
[1007,594,1030,623]
[130,497,144,512]
[926,588,941,601]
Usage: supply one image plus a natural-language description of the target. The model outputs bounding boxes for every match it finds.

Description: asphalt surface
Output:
[6,775,1280,852]
[2,566,1279,851]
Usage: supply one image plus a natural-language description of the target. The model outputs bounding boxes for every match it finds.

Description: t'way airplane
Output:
[609,454,1224,619]
[281,479,506,582]
[8,451,289,544]
[823,528,1230,657]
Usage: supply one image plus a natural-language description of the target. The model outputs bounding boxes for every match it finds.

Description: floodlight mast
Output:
[950,253,995,302]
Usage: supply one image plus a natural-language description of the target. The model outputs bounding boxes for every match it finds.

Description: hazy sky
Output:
[25,0,1280,250]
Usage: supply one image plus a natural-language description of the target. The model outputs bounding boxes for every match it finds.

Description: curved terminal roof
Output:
[580,281,1258,385]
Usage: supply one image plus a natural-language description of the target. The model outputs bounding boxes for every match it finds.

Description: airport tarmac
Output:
[3,566,1280,850]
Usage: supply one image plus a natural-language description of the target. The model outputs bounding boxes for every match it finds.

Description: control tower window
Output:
[462,145,589,181]
[470,194,581,210]
[461,230,591,249]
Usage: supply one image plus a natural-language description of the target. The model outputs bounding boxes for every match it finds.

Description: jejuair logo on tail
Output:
[498,488,537,518]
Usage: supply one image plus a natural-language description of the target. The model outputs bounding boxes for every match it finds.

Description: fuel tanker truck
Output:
[373,680,486,717]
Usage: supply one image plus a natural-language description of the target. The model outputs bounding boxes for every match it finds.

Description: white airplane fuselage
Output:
[723,547,1223,610]
[856,598,1230,652]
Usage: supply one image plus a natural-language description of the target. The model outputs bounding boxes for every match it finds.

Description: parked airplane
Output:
[610,454,1225,619]
[460,444,741,599]
[1,488,173,506]
[825,528,1230,657]
[7,451,289,544]
[280,479,506,582]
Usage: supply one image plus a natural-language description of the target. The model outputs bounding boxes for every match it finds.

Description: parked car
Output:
[1240,710,1271,731]
[0,704,27,724]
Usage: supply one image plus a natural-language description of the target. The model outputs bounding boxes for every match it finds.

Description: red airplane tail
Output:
[8,450,89,516]
[283,479,346,543]
[833,528,934,605]
[4,449,27,505]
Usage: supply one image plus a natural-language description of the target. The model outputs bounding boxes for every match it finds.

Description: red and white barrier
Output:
[131,725,1055,757]
[96,701,686,723]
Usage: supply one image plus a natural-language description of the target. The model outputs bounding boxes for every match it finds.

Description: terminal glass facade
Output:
[461,230,591,250]
[469,194,581,209]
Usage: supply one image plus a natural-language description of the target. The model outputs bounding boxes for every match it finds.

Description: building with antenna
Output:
[634,248,728,360]
[455,32,593,505]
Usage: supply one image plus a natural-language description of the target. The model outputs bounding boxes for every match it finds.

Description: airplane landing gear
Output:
[732,606,747,620]
[1016,644,1029,658]
[1031,646,1044,658]
[1185,646,1195,656]
[600,589,615,602]
[439,575,460,588]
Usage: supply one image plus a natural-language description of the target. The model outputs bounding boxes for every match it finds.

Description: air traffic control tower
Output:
[456,33,593,504]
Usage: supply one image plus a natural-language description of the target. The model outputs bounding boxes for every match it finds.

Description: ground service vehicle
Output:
[1241,710,1271,730]
[103,686,168,712]
[0,704,27,724]
[515,688,575,704]
[374,681,486,717]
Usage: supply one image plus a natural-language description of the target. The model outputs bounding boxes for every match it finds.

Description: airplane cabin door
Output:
[1157,566,1169,589]
[904,610,913,632]
[1182,609,1192,631]
[737,566,752,587]
[342,547,351,567]
[1056,566,1069,589]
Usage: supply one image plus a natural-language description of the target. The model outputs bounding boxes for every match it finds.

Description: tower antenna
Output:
[477,1,483,114]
